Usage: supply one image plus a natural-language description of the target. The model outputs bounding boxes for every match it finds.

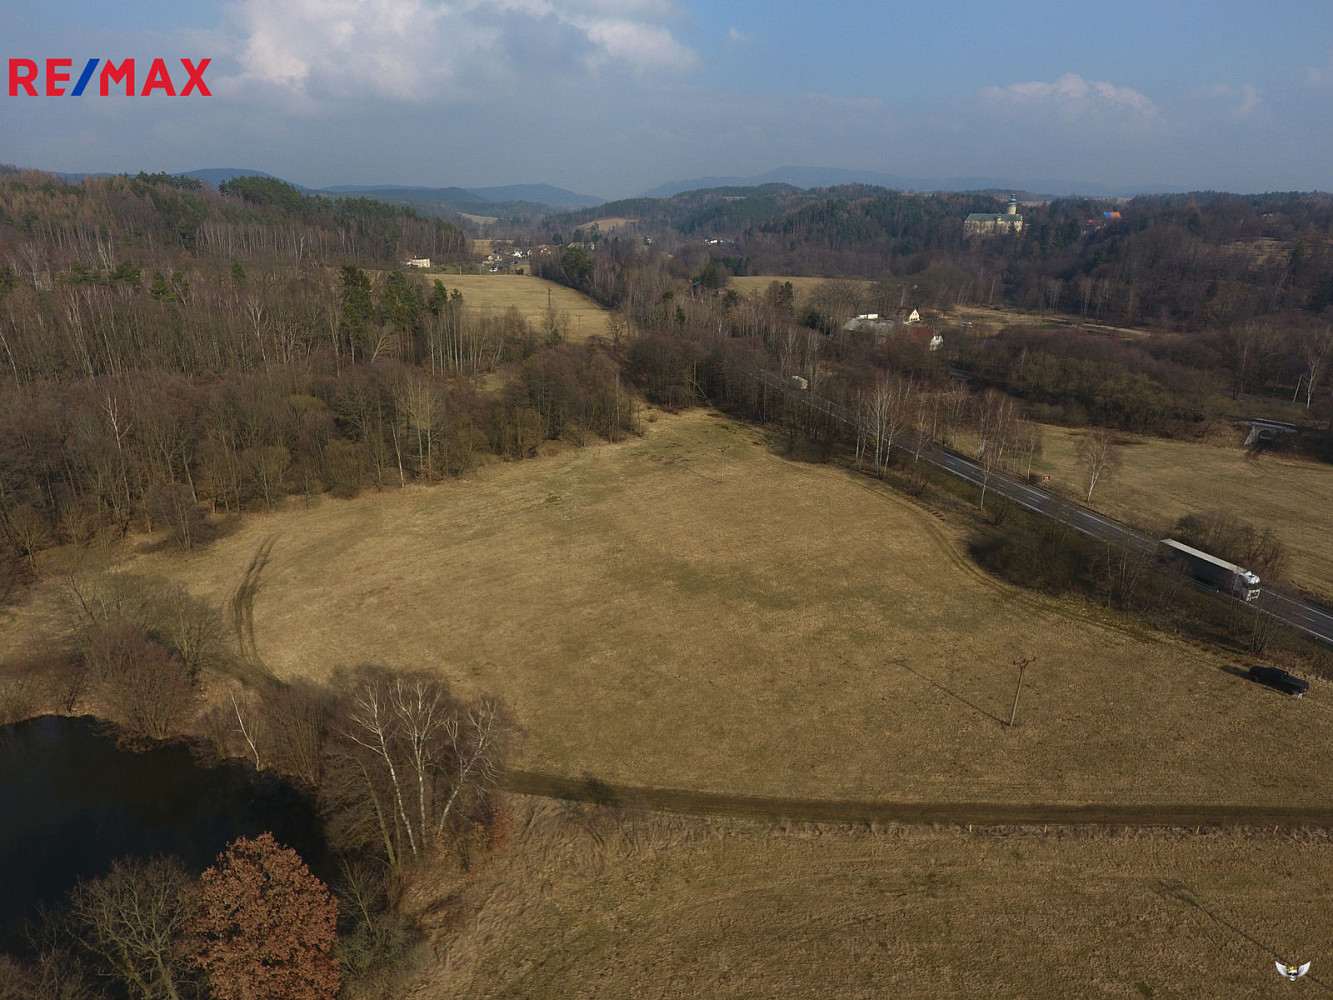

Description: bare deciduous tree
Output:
[326,668,511,867]
[1297,325,1333,409]
[67,856,196,1000]
[1016,419,1044,480]
[854,372,913,477]
[973,390,1020,510]
[1077,427,1123,502]
[85,623,197,741]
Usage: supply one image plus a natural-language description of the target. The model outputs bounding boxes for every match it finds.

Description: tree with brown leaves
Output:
[191,833,339,1000]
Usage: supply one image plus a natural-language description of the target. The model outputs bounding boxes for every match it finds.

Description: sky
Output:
[2,0,1333,199]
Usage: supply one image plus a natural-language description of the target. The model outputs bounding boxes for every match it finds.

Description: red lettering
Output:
[8,58,37,96]
[45,58,72,96]
[179,58,211,96]
[100,58,134,96]
[140,58,175,96]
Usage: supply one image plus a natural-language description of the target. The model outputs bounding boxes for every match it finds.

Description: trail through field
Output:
[504,769,1333,830]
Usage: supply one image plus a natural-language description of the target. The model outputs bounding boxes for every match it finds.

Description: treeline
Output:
[0,341,635,574]
[0,172,467,276]
[956,326,1216,432]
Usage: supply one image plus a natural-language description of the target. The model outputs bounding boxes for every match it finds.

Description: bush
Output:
[85,622,197,740]
[968,519,1099,597]
[1171,511,1286,579]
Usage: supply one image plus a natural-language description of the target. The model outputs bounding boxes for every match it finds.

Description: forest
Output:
[0,171,636,596]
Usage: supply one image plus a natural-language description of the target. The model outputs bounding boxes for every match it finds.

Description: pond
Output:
[0,715,328,942]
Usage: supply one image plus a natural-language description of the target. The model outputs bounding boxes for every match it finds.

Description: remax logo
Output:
[7,59,211,97]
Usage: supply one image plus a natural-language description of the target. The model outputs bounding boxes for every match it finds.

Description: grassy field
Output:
[728,276,876,301]
[950,304,1149,339]
[418,798,1333,1000]
[584,216,639,233]
[436,273,610,341]
[11,409,1329,809]
[1033,426,1333,597]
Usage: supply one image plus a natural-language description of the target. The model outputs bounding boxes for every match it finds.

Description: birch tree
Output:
[328,668,511,867]
[1077,426,1122,502]
[974,389,1020,510]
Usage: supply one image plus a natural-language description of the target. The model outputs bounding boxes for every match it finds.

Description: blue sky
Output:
[3,0,1332,198]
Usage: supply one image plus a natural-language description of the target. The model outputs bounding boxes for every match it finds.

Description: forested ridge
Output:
[547,185,1333,330]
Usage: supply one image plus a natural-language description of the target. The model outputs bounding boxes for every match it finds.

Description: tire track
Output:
[504,769,1333,830]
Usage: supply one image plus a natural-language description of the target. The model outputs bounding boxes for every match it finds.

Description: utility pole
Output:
[1008,656,1035,727]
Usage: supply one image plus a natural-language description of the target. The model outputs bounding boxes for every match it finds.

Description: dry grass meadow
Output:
[728,276,876,301]
[9,409,1331,810]
[417,798,1333,1000]
[583,216,639,232]
[432,273,611,342]
[1034,426,1333,597]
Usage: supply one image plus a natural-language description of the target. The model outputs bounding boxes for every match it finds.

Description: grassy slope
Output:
[40,409,1325,809]
[1034,426,1333,598]
[400,271,610,342]
[423,799,1332,1000]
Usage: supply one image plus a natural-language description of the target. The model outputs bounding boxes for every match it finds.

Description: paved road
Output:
[753,369,1333,647]
[927,445,1333,647]
[505,770,1333,829]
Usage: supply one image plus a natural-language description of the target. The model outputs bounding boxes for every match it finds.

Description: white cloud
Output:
[1236,83,1261,116]
[1306,48,1333,85]
[1190,81,1263,118]
[725,27,753,45]
[227,0,699,105]
[982,73,1155,115]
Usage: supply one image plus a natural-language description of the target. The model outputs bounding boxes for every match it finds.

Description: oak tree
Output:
[192,833,339,1000]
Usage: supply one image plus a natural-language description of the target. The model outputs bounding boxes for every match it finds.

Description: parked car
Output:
[1248,664,1310,696]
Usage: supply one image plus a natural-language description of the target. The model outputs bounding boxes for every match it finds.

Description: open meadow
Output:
[728,276,875,301]
[9,410,1330,810]
[419,798,1333,1000]
[436,273,610,341]
[1034,426,1333,598]
[372,270,610,342]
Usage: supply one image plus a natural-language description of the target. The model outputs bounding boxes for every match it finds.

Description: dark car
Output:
[1248,664,1310,696]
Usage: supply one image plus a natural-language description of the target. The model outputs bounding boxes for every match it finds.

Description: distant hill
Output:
[23,165,600,216]
[464,183,602,209]
[640,166,1186,200]
[181,167,309,190]
[320,183,486,203]
[319,183,600,213]
[216,177,602,215]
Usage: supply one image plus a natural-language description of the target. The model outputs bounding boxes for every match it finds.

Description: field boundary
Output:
[505,770,1333,830]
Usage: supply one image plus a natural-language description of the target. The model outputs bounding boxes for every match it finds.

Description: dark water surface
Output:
[0,715,327,938]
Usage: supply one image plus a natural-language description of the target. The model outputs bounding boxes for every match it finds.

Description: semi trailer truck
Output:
[1158,538,1262,602]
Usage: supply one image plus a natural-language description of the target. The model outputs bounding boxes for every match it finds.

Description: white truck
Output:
[1158,538,1261,602]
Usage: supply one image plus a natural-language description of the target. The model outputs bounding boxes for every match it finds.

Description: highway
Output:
[753,369,1333,648]
[926,445,1333,647]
